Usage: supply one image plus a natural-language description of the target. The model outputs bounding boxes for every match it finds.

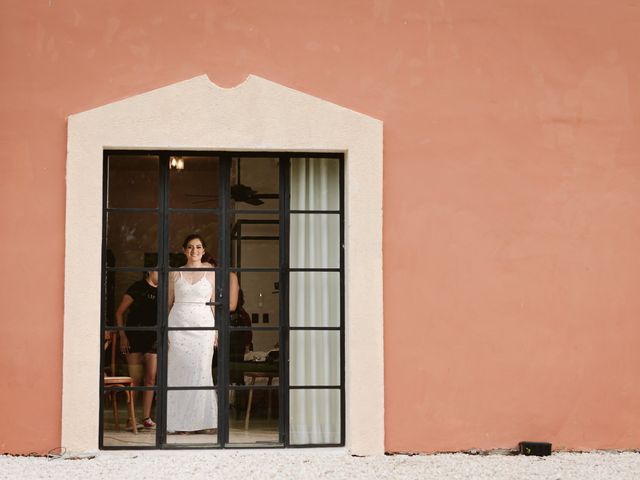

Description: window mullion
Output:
[218,153,231,447]
[158,152,170,448]
[280,155,291,446]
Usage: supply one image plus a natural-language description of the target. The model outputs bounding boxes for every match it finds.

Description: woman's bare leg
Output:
[142,353,158,419]
[125,352,143,423]
[125,352,144,385]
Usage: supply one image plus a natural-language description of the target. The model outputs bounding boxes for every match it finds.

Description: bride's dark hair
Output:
[202,252,217,266]
[182,233,207,249]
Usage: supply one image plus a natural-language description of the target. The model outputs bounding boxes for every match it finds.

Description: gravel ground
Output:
[2,450,640,479]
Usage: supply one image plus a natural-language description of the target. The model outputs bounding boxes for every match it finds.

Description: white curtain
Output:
[289,158,341,444]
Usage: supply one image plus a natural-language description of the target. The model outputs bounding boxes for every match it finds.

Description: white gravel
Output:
[2,450,639,479]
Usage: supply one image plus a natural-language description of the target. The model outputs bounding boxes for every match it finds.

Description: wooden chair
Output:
[104,331,138,434]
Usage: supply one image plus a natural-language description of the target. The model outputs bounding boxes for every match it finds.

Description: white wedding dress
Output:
[167,271,217,432]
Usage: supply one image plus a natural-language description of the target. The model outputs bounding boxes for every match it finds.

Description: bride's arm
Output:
[168,271,177,311]
[208,271,218,347]
[229,272,239,312]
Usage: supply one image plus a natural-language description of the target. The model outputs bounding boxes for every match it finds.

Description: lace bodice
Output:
[169,271,215,328]
[174,271,213,303]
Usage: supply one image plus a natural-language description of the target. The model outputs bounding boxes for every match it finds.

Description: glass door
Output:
[101,153,161,448]
[162,154,222,447]
[226,156,283,446]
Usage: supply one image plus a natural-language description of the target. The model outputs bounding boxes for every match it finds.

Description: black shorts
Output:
[127,331,157,354]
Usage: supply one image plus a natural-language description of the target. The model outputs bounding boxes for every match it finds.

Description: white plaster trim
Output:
[63,75,383,455]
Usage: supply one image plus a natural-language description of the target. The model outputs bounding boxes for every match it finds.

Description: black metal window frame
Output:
[99,150,345,449]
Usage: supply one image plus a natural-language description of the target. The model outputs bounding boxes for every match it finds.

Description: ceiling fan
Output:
[230,183,264,205]
[186,184,274,206]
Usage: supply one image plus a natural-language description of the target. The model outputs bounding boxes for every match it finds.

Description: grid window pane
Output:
[168,213,219,267]
[290,272,340,327]
[167,326,217,388]
[165,389,219,445]
[107,154,159,209]
[231,156,279,211]
[290,389,340,445]
[231,213,279,269]
[106,212,158,268]
[228,341,280,387]
[290,214,340,269]
[290,157,339,211]
[102,387,157,447]
[107,270,159,331]
[228,387,280,445]
[169,156,219,209]
[290,330,340,386]
[232,271,280,326]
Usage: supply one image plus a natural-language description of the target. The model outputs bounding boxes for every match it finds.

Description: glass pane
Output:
[165,389,218,445]
[167,326,217,387]
[106,212,158,268]
[290,157,339,211]
[290,214,340,269]
[169,155,219,209]
[229,334,280,386]
[107,271,158,329]
[102,387,157,447]
[168,213,219,267]
[103,269,132,329]
[233,271,280,326]
[290,272,340,327]
[103,331,127,379]
[228,387,280,445]
[231,213,279,268]
[231,156,279,211]
[106,328,158,363]
[107,154,159,209]
[290,389,340,445]
[290,330,340,386]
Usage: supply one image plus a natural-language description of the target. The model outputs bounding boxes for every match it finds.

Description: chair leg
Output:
[267,376,273,421]
[127,390,138,434]
[112,392,120,431]
[244,376,256,430]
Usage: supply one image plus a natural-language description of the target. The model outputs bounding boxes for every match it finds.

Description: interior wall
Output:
[1,0,640,454]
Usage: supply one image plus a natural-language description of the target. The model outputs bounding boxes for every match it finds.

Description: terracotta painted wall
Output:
[1,0,639,454]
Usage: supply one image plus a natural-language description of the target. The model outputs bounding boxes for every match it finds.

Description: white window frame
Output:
[62,75,383,455]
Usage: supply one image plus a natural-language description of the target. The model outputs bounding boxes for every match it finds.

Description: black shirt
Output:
[125,280,157,327]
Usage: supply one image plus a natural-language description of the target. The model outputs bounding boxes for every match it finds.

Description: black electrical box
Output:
[518,441,552,456]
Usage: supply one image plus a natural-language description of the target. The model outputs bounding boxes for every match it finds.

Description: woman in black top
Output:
[115,271,158,429]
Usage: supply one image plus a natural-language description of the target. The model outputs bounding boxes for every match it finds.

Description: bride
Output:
[166,233,238,433]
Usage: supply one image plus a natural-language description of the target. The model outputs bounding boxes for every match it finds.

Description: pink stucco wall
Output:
[1,0,640,454]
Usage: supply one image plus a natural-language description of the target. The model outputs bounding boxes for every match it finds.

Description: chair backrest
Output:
[103,331,118,377]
